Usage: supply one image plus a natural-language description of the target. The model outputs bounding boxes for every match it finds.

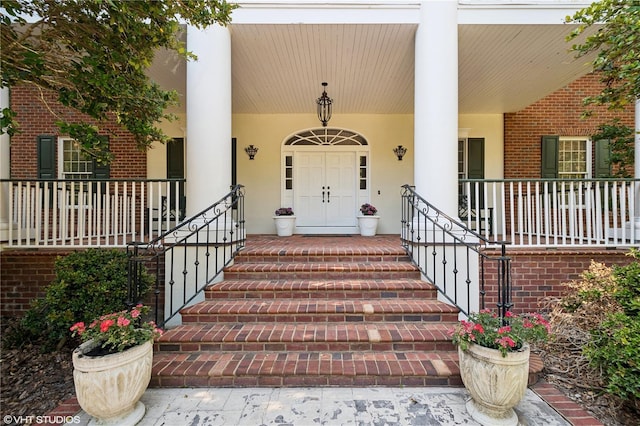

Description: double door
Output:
[295,151,357,228]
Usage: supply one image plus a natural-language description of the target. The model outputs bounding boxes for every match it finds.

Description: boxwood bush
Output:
[4,248,152,351]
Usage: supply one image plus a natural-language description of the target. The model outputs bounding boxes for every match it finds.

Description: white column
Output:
[186,24,232,216]
[414,0,458,217]
[0,87,15,242]
[634,98,640,237]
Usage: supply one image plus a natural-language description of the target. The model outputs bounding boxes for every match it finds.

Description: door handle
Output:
[327,186,330,203]
[322,186,325,203]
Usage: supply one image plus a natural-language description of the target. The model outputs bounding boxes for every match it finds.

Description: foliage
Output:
[70,304,162,354]
[4,249,152,352]
[590,119,635,177]
[566,0,640,112]
[0,0,236,163]
[275,207,294,216]
[566,1,639,176]
[360,203,378,216]
[584,249,640,401]
[450,309,551,357]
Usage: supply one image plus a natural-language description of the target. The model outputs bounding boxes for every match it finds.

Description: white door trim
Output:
[281,128,371,234]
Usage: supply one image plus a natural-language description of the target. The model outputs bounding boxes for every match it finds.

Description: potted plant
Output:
[357,203,379,236]
[273,207,296,236]
[450,309,551,426]
[70,304,163,425]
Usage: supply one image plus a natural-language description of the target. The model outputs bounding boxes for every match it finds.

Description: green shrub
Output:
[585,312,640,401]
[4,248,152,351]
[585,249,640,403]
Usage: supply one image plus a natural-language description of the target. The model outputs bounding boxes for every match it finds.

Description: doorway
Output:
[281,128,370,234]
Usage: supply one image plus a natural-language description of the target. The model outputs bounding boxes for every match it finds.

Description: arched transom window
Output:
[285,128,368,146]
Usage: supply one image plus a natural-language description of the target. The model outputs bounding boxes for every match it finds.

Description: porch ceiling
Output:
[149,23,596,116]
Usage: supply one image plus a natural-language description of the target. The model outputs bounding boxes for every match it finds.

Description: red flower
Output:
[498,325,512,334]
[473,323,485,334]
[100,319,115,333]
[70,322,86,334]
[496,336,516,349]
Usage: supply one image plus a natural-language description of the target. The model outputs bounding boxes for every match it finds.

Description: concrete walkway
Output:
[69,386,572,426]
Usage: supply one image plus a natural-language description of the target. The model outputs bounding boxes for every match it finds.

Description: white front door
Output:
[295,151,357,228]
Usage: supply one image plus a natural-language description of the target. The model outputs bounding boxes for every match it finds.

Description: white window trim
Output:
[558,136,592,179]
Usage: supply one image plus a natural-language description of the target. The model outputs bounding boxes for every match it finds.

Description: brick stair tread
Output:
[180,299,459,316]
[151,350,462,387]
[237,245,408,258]
[224,261,419,273]
[206,278,436,293]
[157,322,458,345]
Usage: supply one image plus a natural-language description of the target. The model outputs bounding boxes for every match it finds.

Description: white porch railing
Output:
[1,179,185,247]
[460,178,640,247]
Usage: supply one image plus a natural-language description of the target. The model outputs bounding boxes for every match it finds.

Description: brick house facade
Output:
[504,73,635,179]
[9,86,146,179]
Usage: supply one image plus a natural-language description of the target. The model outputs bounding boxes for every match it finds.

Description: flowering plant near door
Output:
[360,203,377,216]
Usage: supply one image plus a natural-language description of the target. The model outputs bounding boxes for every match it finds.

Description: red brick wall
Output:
[483,248,633,313]
[0,249,71,316]
[504,73,635,179]
[9,85,147,179]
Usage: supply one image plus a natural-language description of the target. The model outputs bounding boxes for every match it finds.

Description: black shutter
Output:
[92,136,110,179]
[468,138,485,208]
[541,135,559,178]
[37,135,56,179]
[595,139,611,178]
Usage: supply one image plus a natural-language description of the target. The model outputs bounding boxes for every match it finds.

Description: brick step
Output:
[150,350,463,388]
[234,248,411,264]
[223,262,421,280]
[205,278,438,300]
[155,322,458,353]
[180,299,460,324]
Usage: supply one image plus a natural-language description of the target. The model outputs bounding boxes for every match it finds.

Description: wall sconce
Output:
[393,145,407,161]
[316,82,333,127]
[244,145,258,160]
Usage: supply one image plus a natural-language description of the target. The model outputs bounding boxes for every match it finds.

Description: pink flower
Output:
[131,309,141,318]
[100,319,115,333]
[505,311,515,318]
[495,336,516,349]
[523,319,534,328]
[117,316,131,327]
[498,325,512,335]
[70,322,85,334]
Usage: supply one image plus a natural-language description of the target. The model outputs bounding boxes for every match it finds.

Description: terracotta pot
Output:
[458,343,530,426]
[357,215,379,236]
[72,339,153,425]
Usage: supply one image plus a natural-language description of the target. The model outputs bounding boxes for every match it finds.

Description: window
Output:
[558,138,589,179]
[541,136,602,179]
[60,138,94,180]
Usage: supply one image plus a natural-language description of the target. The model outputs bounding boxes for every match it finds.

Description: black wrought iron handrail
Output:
[400,184,512,317]
[127,185,246,327]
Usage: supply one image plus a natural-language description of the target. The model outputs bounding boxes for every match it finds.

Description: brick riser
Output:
[152,236,477,387]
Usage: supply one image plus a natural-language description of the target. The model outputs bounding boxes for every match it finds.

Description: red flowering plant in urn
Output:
[450,309,551,357]
[70,304,163,355]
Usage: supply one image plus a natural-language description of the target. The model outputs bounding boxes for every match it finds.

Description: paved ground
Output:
[70,386,570,426]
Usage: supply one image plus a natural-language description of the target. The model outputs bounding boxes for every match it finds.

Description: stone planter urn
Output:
[458,343,530,426]
[273,215,296,236]
[72,339,153,425]
[357,215,379,236]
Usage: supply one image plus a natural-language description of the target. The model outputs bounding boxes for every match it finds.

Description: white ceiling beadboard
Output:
[148,21,597,115]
